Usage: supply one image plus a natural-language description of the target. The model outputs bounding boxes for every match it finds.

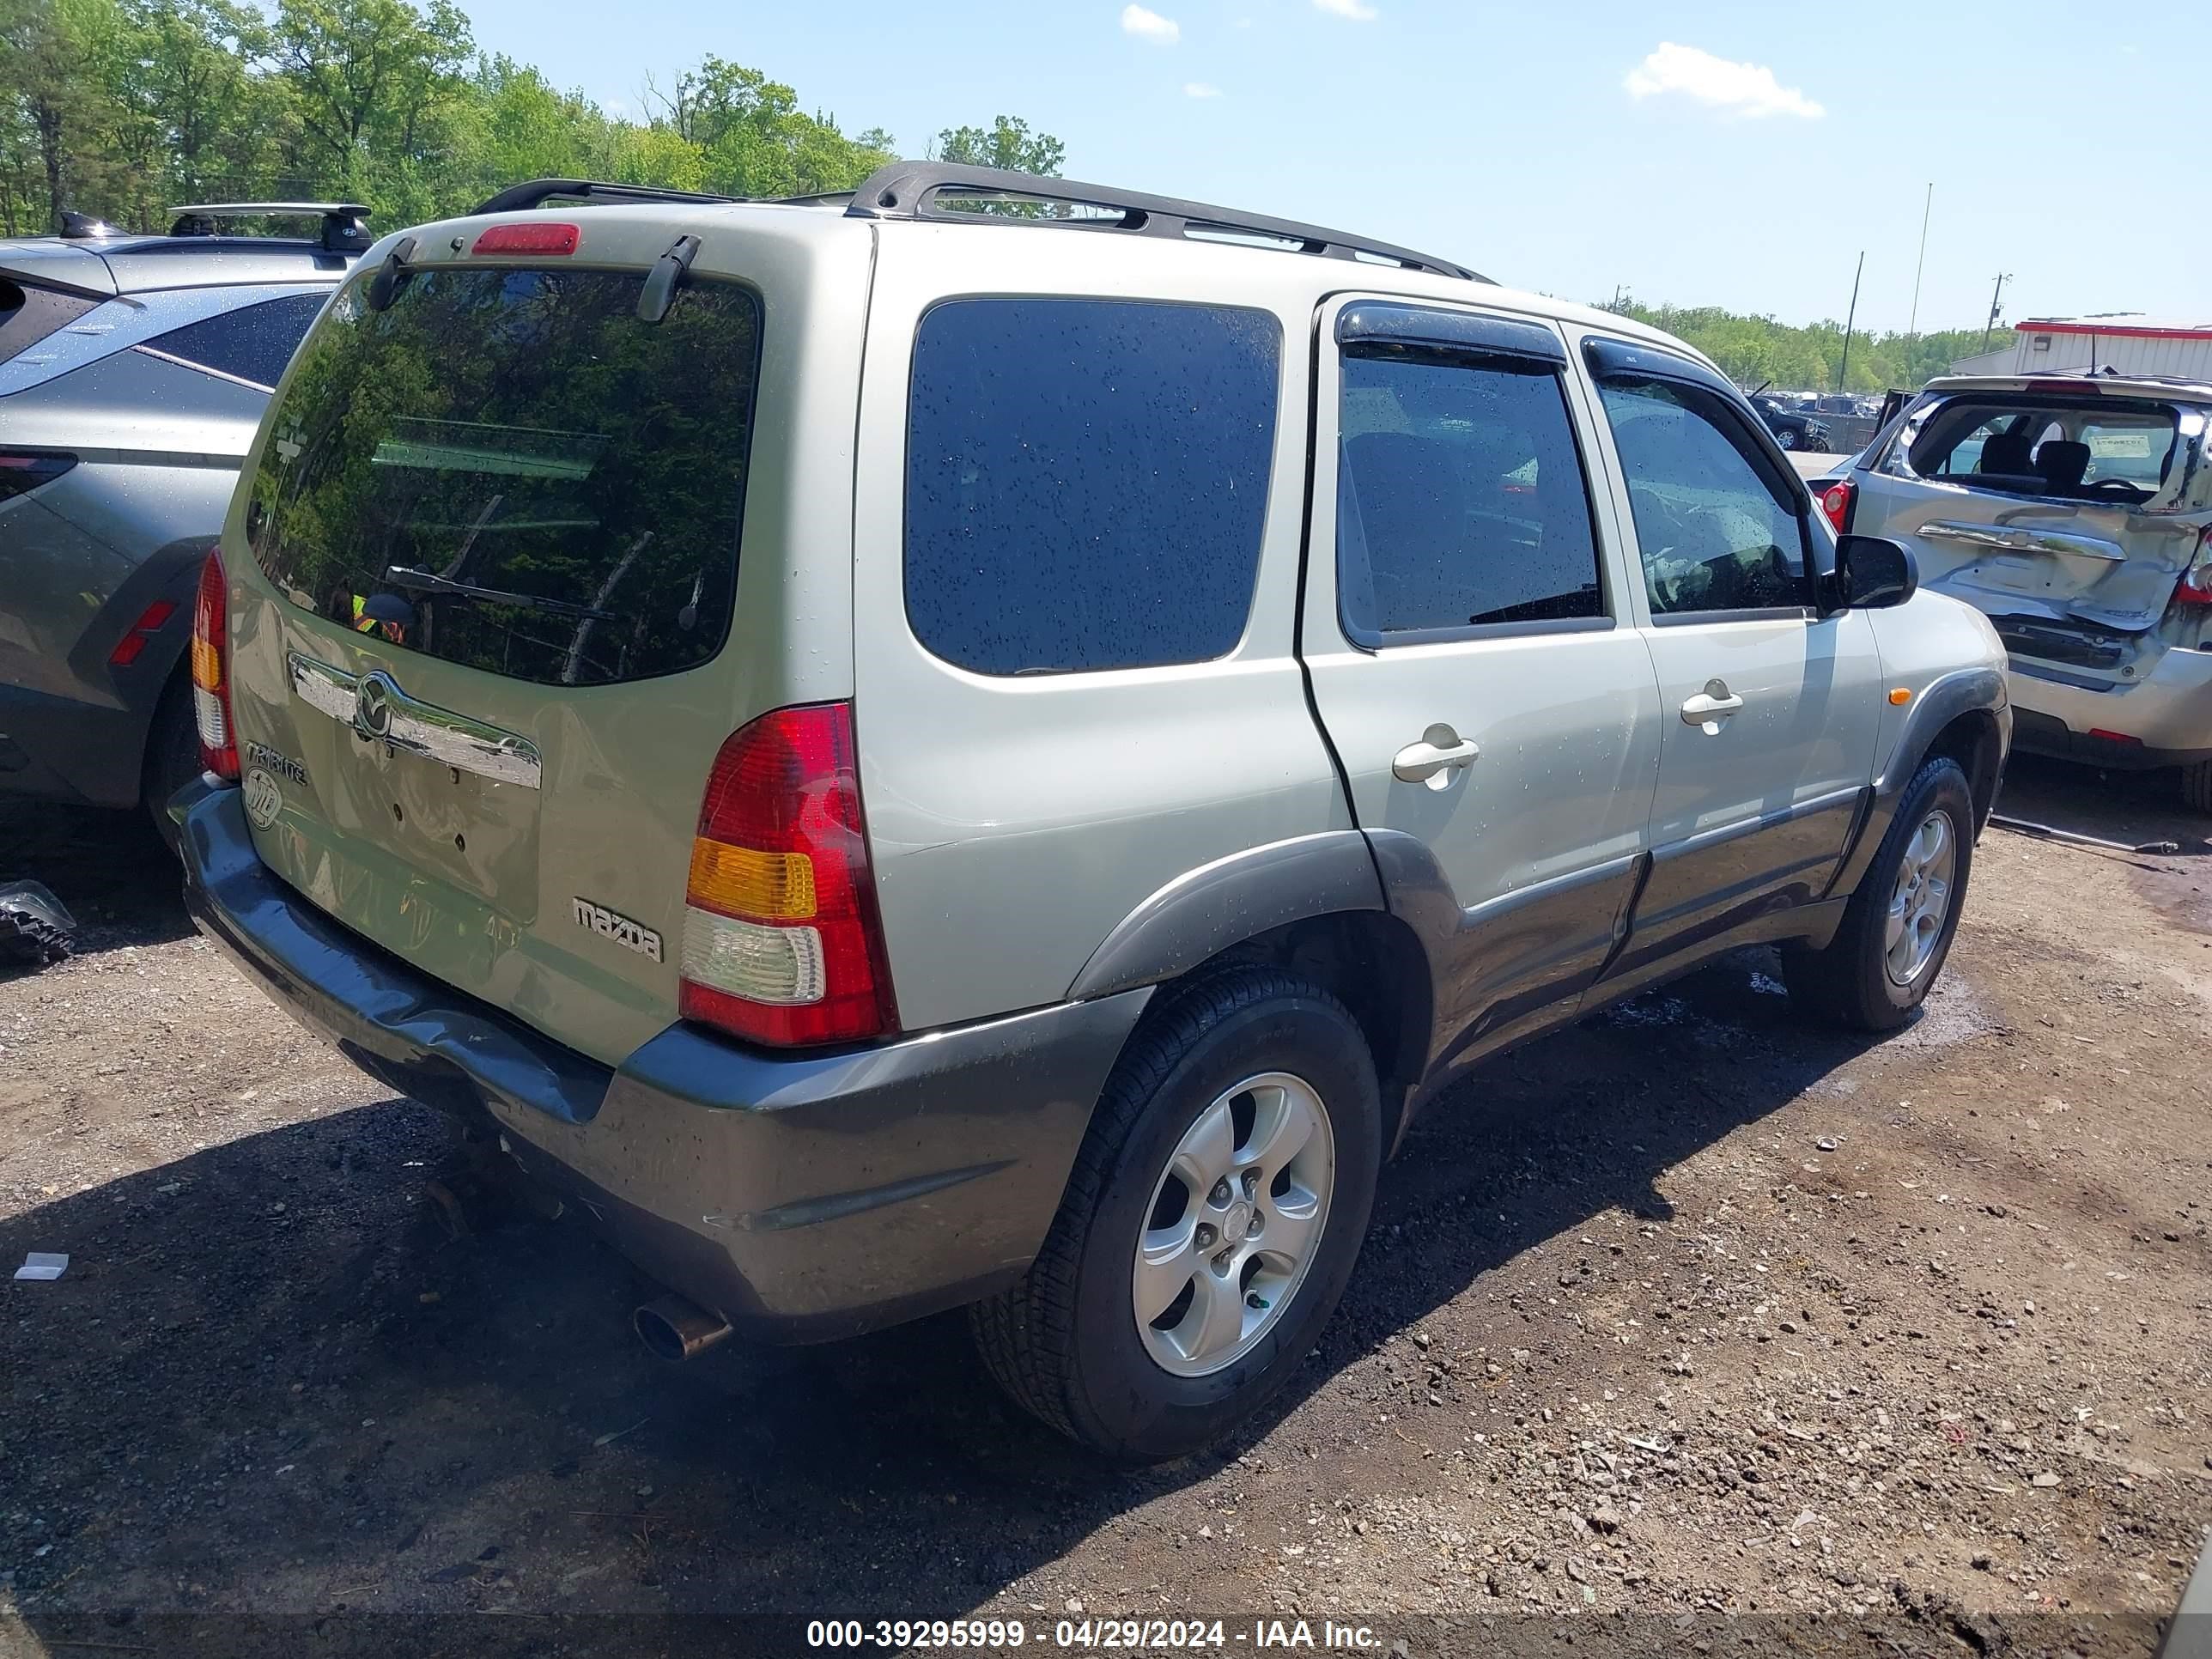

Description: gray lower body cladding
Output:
[175,781,1151,1341]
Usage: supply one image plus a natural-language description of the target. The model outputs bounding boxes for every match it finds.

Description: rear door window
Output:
[141,291,327,388]
[1336,349,1604,641]
[904,298,1280,675]
[246,267,763,687]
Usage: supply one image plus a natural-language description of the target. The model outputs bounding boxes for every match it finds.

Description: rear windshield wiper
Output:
[382,566,614,621]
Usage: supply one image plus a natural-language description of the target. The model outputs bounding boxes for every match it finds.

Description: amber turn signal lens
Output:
[687,838,817,921]
[1888,688,1912,706]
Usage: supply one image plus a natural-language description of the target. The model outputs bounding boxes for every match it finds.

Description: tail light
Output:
[1818,478,1856,535]
[2175,526,2212,607]
[190,550,239,781]
[678,702,897,1048]
[0,451,76,501]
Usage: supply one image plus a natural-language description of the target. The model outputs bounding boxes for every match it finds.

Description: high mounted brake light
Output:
[471,222,580,256]
[677,702,897,1048]
[190,549,239,781]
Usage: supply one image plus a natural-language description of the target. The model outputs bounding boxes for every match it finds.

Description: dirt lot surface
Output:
[3,757,2209,1657]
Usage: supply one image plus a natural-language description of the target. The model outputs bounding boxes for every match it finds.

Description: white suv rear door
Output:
[1571,333,1883,977]
[1300,297,1663,1073]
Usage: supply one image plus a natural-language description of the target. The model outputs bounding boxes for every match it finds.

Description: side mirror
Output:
[1835,534,1917,610]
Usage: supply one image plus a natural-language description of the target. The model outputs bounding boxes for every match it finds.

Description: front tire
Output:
[971,969,1381,1461]
[1784,755,1974,1030]
[1776,428,1801,451]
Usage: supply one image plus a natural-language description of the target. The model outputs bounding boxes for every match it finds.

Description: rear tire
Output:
[970,969,1381,1462]
[1784,755,1974,1031]
[2180,758,2212,815]
[143,675,203,855]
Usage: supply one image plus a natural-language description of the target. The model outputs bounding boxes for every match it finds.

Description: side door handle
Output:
[1680,681,1745,732]
[1393,724,1480,787]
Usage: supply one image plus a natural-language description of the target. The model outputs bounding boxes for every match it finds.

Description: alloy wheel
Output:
[1884,808,1957,986]
[1131,1073,1335,1377]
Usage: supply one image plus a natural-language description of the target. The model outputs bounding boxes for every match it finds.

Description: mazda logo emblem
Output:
[355,672,396,738]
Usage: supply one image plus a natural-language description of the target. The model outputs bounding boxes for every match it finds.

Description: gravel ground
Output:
[2,757,2209,1658]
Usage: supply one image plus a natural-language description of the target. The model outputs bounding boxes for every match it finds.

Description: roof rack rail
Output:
[843,162,1486,283]
[471,179,742,216]
[168,201,373,253]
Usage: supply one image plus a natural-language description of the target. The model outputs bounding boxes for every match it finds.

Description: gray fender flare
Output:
[1831,663,2009,897]
[1065,831,1385,1001]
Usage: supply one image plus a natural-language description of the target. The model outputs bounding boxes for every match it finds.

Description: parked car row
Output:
[1750,392,1833,452]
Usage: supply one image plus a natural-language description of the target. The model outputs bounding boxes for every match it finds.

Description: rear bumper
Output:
[2008,647,2212,769]
[177,781,1148,1341]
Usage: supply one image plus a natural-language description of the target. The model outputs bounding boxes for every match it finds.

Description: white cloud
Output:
[1183,81,1222,97]
[1121,3,1180,43]
[1624,42,1823,118]
[1312,0,1379,16]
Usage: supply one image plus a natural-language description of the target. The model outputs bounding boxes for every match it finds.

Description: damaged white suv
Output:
[1824,372,2212,809]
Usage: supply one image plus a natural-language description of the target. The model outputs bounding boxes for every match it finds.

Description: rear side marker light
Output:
[107,599,177,666]
[190,550,239,781]
[677,702,897,1048]
[2087,729,2141,746]
[471,222,580,256]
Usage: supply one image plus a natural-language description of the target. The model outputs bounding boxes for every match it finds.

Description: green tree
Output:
[1607,295,2007,393]
[644,55,893,198]
[929,114,1064,176]
[0,0,1062,239]
[0,0,129,232]
[269,0,472,204]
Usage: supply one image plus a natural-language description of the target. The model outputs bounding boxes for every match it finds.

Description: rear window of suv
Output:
[904,298,1281,676]
[246,266,762,687]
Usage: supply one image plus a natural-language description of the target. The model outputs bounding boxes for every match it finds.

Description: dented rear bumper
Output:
[2009,647,2212,769]
[176,780,1145,1341]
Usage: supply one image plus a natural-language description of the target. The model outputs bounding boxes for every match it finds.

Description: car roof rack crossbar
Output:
[844,162,1486,283]
[471,179,744,216]
[168,202,373,252]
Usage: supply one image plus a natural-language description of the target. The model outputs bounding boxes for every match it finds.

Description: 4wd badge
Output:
[572,896,663,963]
[242,769,285,830]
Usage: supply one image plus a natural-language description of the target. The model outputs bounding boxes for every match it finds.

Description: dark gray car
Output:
[0,204,366,841]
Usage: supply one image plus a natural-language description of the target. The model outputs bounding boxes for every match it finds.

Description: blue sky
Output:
[455,0,2209,336]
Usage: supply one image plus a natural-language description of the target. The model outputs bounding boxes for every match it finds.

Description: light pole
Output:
[1907,182,1932,337]
[1837,251,1864,393]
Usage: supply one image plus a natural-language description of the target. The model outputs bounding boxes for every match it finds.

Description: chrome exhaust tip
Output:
[634,1294,732,1362]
